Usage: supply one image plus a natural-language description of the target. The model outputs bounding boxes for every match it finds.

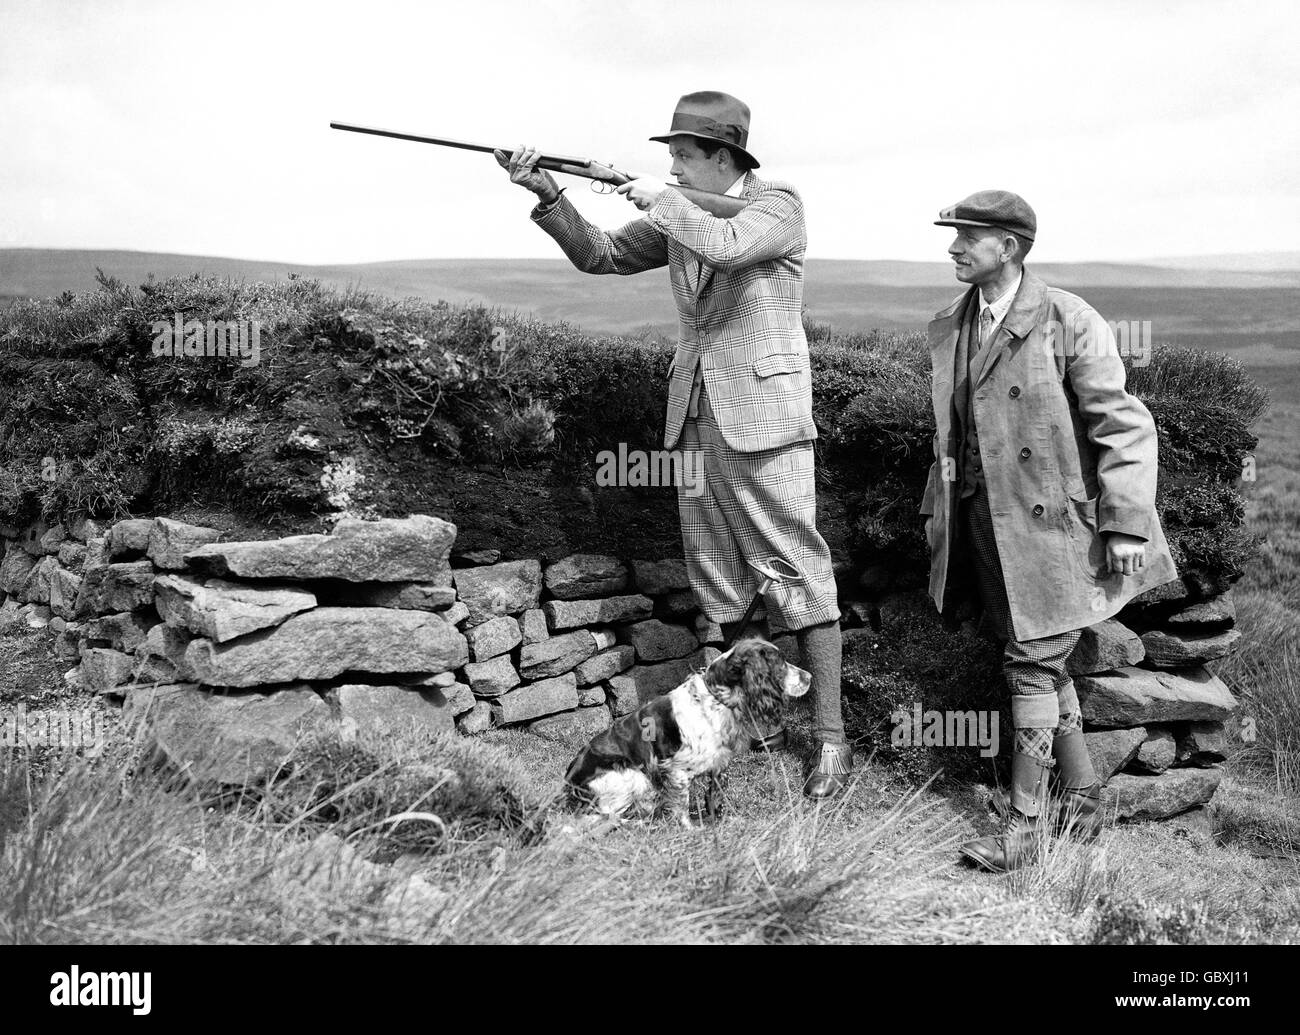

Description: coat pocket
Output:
[753,353,806,377]
[1062,490,1109,580]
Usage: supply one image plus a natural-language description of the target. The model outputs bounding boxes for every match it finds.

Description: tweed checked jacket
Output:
[532,171,816,453]
[920,269,1178,641]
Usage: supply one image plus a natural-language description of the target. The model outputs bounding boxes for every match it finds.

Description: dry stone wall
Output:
[0,512,1243,821]
[0,513,722,785]
[1069,581,1245,821]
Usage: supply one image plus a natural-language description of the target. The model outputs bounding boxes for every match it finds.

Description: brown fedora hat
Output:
[649,90,760,168]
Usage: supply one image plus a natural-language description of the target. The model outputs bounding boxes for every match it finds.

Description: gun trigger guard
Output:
[591,180,615,195]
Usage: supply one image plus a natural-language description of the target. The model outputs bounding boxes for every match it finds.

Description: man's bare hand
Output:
[1105,532,1146,576]
[494,145,560,203]
[616,176,669,211]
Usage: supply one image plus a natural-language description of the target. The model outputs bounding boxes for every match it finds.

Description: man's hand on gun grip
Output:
[616,176,668,211]
[494,145,560,204]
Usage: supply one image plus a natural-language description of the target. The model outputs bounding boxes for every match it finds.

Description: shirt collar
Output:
[978,269,1022,324]
[723,173,747,198]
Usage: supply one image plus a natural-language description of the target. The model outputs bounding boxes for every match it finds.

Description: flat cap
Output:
[934,190,1036,241]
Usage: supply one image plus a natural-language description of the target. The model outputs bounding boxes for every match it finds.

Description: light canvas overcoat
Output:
[532,171,816,453]
[920,269,1178,641]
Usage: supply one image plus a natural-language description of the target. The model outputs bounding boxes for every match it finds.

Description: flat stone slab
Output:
[465,616,522,662]
[463,654,520,697]
[154,575,316,643]
[1139,628,1241,669]
[574,645,635,686]
[1067,619,1144,676]
[544,554,628,600]
[339,582,458,611]
[123,681,332,785]
[1102,767,1223,821]
[183,515,456,582]
[491,673,579,725]
[1128,577,1194,608]
[329,684,454,741]
[442,681,475,716]
[1085,727,1147,780]
[147,518,223,570]
[106,518,155,558]
[1076,666,1239,728]
[73,561,156,618]
[453,560,542,625]
[183,607,468,688]
[543,594,653,630]
[527,706,611,741]
[519,630,597,679]
[578,684,607,707]
[1166,592,1235,628]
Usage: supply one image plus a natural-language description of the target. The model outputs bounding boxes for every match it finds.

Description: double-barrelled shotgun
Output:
[329,121,750,219]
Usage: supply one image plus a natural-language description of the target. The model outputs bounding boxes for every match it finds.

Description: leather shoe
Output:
[803,742,852,799]
[960,751,1054,872]
[1055,782,1104,841]
[1051,728,1104,841]
[750,727,787,752]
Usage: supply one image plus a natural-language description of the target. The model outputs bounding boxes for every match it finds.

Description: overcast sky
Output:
[2,0,1296,265]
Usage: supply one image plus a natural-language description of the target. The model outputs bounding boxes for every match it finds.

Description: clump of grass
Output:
[249,729,551,858]
[1217,589,1300,794]
[1088,895,1214,945]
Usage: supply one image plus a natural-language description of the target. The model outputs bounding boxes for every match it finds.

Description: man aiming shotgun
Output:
[329,120,749,219]
[500,91,851,798]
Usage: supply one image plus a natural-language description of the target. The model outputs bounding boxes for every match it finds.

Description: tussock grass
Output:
[0,721,972,944]
[1217,401,1300,793]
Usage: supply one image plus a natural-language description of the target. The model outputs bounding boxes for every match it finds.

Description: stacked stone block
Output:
[1,517,727,784]
[448,553,719,740]
[1063,579,1247,821]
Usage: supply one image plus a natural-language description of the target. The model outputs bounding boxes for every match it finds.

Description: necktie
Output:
[978,307,994,353]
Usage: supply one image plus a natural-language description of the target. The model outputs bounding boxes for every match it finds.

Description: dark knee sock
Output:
[796,619,845,745]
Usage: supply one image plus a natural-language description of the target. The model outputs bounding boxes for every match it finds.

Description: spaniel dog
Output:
[562,639,811,826]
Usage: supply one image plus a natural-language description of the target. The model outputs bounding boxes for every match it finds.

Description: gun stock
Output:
[330,121,748,219]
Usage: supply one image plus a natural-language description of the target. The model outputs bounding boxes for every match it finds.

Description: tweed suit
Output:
[531,176,838,631]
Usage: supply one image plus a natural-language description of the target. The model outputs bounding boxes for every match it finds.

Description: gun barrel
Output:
[329,122,590,165]
[330,120,749,217]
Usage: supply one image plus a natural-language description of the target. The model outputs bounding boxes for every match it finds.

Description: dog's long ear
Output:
[737,643,787,730]
[703,640,749,699]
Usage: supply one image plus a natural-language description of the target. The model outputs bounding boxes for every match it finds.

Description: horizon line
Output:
[4,244,1299,271]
